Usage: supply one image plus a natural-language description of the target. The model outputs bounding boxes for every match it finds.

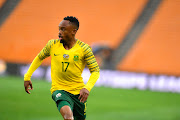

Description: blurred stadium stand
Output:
[0,0,21,27]
[0,0,180,93]
[0,0,5,7]
[0,0,147,64]
[110,0,162,69]
[118,0,180,76]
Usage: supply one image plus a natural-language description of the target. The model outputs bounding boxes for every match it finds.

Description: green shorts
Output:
[52,90,87,120]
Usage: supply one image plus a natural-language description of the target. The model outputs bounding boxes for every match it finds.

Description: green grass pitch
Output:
[0,75,180,120]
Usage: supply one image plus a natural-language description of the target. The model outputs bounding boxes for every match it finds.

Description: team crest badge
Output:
[63,54,69,59]
[73,55,79,61]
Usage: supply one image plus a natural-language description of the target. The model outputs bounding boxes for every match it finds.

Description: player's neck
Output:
[63,38,77,50]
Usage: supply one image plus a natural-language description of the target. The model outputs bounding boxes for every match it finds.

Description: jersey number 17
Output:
[62,62,70,72]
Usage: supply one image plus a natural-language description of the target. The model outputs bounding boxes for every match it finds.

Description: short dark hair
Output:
[64,16,79,30]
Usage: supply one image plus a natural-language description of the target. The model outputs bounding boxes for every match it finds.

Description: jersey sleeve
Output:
[24,40,54,81]
[83,44,100,92]
[38,40,54,60]
[84,45,100,73]
[24,56,43,81]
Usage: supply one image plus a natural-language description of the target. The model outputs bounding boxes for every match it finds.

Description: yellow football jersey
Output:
[38,39,100,95]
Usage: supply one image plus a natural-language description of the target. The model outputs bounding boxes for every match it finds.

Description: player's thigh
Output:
[73,95,87,120]
[60,104,73,119]
[57,100,73,112]
[52,90,74,111]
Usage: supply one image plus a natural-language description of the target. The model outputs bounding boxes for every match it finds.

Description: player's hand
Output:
[78,88,89,103]
[24,80,33,94]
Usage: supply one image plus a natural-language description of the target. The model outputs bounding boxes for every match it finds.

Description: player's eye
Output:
[61,28,65,31]
[59,27,65,32]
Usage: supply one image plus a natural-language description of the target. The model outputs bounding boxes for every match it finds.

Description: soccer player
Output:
[24,16,100,120]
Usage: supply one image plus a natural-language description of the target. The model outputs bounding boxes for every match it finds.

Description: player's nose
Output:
[59,31,62,36]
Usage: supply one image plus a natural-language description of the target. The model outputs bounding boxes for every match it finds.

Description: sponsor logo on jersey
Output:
[56,93,62,98]
[63,54,69,59]
[73,55,79,61]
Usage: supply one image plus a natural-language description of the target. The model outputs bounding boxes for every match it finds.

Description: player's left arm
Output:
[79,45,100,103]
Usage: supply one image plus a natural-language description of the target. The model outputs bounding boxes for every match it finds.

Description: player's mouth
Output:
[59,35,63,40]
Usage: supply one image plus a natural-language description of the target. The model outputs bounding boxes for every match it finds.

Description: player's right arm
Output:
[24,40,53,94]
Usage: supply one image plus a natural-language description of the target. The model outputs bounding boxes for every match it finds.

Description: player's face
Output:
[58,20,75,42]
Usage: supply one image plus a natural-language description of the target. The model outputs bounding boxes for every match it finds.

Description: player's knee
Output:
[63,111,74,120]
[63,114,74,120]
[60,106,74,120]
[62,111,74,120]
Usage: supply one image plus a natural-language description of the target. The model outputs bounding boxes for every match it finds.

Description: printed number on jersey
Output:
[62,62,70,72]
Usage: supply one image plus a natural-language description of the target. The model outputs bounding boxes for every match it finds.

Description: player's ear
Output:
[72,29,77,35]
